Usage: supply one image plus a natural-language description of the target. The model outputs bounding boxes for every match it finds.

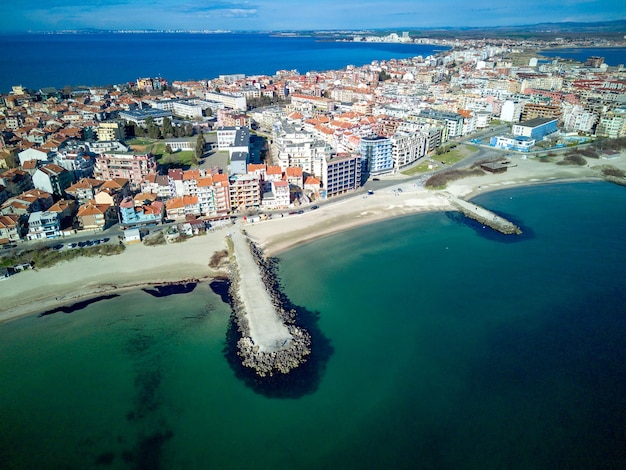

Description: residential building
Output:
[165,195,200,220]
[27,211,61,240]
[94,153,157,190]
[141,173,172,198]
[419,109,464,137]
[217,126,250,156]
[76,201,109,230]
[500,100,523,123]
[521,103,562,122]
[322,153,361,197]
[212,174,231,215]
[0,213,22,244]
[18,148,49,167]
[119,196,162,228]
[229,174,261,211]
[32,163,73,197]
[97,121,126,141]
[0,189,54,216]
[261,180,290,210]
[359,136,394,176]
[0,168,34,196]
[204,91,247,111]
[230,151,249,175]
[595,109,626,138]
[391,130,427,169]
[65,178,106,205]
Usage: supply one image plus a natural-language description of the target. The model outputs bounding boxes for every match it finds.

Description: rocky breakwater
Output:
[444,192,522,235]
[227,230,311,377]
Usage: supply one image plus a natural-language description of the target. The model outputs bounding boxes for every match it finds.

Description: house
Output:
[76,201,110,231]
[27,211,61,240]
[18,148,49,166]
[65,178,106,205]
[262,180,290,210]
[123,228,141,244]
[0,168,34,196]
[0,213,22,245]
[141,173,171,198]
[95,178,130,206]
[0,189,54,216]
[165,195,200,220]
[48,199,77,229]
[32,163,73,197]
[119,196,163,228]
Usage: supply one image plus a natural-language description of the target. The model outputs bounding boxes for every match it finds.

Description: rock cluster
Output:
[227,237,311,377]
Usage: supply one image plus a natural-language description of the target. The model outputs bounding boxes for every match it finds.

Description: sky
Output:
[0,0,624,33]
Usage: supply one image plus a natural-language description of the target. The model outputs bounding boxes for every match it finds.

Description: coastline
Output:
[1,153,625,324]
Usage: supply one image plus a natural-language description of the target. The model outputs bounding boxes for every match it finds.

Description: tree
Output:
[162,117,174,138]
[204,107,213,117]
[194,132,206,164]
[165,144,173,155]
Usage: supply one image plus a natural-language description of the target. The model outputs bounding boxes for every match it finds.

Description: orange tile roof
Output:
[285,167,303,176]
[197,176,214,187]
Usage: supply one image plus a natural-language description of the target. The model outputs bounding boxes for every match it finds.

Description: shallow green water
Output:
[1,182,625,469]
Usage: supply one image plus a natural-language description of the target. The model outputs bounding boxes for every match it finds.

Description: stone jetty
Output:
[444,192,522,235]
[227,230,311,377]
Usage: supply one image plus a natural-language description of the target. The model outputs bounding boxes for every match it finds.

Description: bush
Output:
[425,168,485,189]
[557,154,586,166]
[143,231,166,246]
[601,166,626,178]
[209,250,229,268]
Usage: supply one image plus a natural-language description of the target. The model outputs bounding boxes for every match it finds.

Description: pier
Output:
[227,230,310,376]
[444,193,522,235]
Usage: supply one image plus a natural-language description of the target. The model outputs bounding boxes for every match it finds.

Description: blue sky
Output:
[0,0,624,32]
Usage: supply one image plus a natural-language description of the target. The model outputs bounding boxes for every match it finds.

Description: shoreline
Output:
[1,154,625,325]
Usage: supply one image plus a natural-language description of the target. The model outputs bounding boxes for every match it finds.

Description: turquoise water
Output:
[1,181,625,469]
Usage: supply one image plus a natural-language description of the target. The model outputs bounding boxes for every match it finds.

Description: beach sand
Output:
[1,153,624,323]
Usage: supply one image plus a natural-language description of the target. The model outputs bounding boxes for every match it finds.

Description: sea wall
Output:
[227,234,311,377]
[445,193,522,235]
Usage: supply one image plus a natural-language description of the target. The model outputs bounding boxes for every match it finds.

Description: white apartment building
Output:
[500,100,523,123]
[272,120,331,176]
[391,130,427,169]
[204,91,246,111]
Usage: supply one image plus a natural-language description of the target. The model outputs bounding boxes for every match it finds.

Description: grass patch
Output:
[401,161,434,175]
[1,244,125,270]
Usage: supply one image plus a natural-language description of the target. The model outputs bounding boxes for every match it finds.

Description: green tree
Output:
[204,107,213,117]
[162,117,174,138]
[194,132,206,164]
[165,144,173,154]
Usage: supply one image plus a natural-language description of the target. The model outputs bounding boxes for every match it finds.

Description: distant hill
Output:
[306,19,626,41]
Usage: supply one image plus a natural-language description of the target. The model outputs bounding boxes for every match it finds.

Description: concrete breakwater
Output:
[227,230,311,377]
[444,192,523,235]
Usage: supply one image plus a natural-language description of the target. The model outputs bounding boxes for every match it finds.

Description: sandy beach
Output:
[1,153,624,324]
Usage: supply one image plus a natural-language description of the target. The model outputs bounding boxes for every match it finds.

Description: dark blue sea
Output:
[1,181,625,469]
[0,33,446,93]
[539,46,626,66]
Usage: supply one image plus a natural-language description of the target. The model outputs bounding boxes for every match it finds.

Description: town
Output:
[1,33,625,257]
